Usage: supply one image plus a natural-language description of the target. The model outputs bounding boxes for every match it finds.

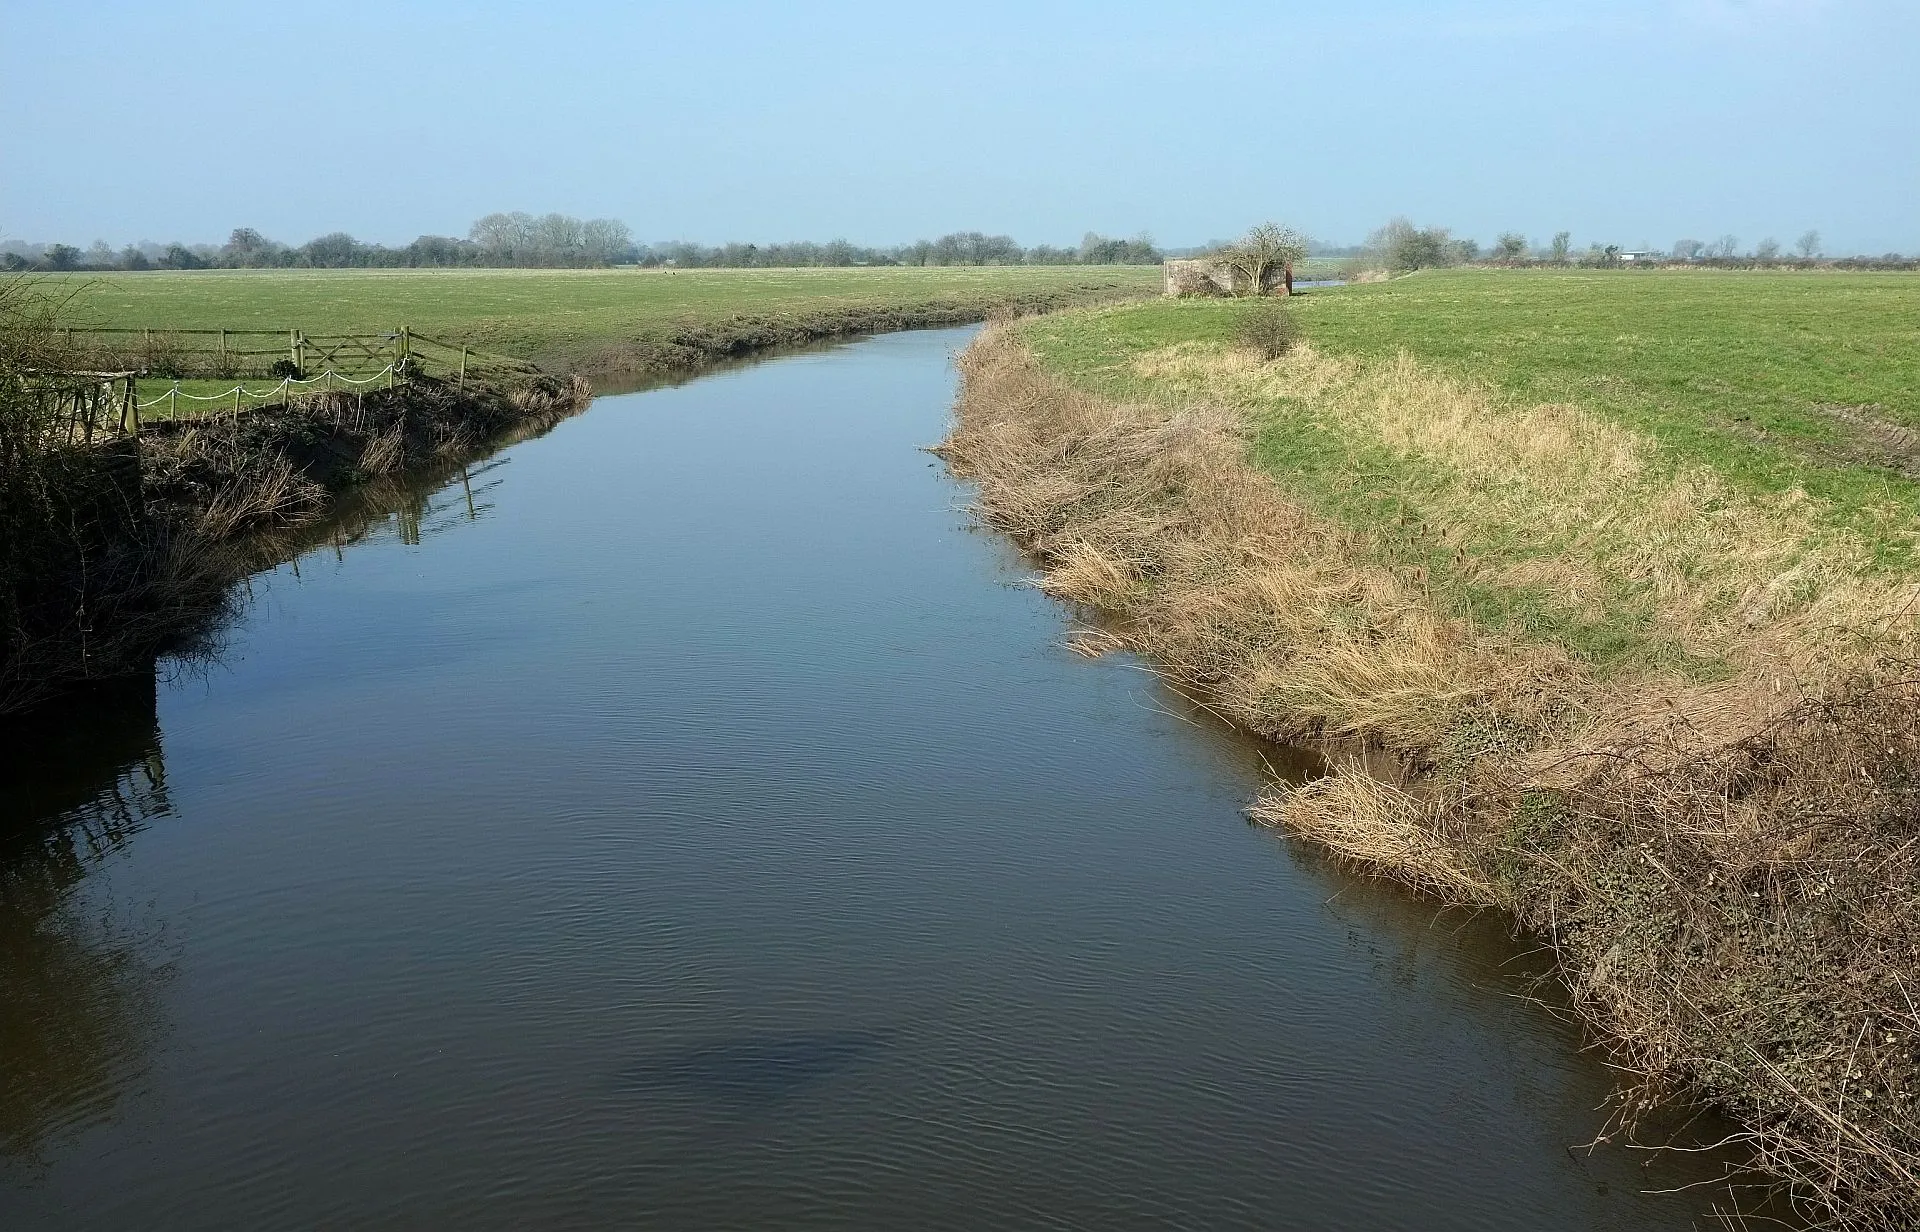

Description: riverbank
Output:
[0,369,589,714]
[943,278,1920,1230]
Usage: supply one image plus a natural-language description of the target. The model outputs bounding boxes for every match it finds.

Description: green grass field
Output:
[48,265,1161,378]
[1022,269,1920,671]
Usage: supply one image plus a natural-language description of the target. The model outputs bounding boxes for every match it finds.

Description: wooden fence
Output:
[16,371,141,441]
[44,327,540,430]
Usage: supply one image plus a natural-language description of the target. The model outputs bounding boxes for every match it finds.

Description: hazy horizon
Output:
[4,0,1916,255]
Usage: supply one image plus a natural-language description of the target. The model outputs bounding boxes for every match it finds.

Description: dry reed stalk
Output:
[359,420,407,476]
[943,323,1920,1229]
[196,455,326,538]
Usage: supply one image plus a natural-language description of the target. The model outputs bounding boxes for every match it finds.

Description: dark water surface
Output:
[3,328,1740,1229]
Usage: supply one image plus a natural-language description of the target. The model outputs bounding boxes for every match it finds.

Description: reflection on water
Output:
[615,1031,893,1110]
[585,335,867,399]
[0,677,173,1169]
[0,328,1768,1229]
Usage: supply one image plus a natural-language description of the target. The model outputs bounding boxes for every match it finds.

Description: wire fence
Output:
[134,362,403,416]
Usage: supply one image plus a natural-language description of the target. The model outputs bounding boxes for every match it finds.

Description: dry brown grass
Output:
[941,327,1582,753]
[941,323,1920,1229]
[142,372,591,538]
[1134,341,1920,679]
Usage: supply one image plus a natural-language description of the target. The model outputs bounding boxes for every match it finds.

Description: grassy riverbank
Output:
[48,265,1160,378]
[945,269,1920,1229]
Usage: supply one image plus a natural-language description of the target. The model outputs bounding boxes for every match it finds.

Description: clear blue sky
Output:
[3,0,1915,253]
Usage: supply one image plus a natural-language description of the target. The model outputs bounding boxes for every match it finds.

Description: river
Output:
[1,326,1744,1228]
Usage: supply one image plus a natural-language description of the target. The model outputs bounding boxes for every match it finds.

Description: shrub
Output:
[1237,302,1300,360]
[1364,217,1457,274]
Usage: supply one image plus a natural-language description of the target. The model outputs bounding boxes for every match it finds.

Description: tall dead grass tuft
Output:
[944,323,1920,1230]
[1251,766,1493,900]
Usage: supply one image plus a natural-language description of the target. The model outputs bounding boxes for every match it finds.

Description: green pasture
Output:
[1022,269,1920,668]
[1299,268,1920,448]
[48,265,1161,380]
[1030,269,1920,562]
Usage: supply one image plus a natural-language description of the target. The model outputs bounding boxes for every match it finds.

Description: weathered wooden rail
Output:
[15,370,142,440]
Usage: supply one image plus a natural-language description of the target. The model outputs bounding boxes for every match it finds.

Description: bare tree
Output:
[532,214,585,264]
[1711,234,1740,259]
[581,218,633,265]
[469,211,535,260]
[1548,231,1571,264]
[1221,222,1308,295]
[1796,229,1821,259]
[1755,237,1781,261]
[1672,238,1705,261]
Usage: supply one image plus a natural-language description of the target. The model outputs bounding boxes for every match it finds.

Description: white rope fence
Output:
[136,363,399,416]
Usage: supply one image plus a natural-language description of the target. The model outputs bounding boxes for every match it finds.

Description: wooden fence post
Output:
[458,346,468,392]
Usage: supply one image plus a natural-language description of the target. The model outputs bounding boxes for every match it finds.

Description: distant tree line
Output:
[13,214,1905,276]
[0,216,1164,272]
[1354,217,1914,273]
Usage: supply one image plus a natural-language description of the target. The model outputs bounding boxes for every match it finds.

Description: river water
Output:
[2,327,1742,1228]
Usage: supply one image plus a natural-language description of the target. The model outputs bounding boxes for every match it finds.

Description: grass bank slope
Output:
[51,265,1159,376]
[947,270,1920,1228]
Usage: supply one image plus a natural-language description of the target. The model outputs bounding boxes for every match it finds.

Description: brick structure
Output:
[1163,257,1292,298]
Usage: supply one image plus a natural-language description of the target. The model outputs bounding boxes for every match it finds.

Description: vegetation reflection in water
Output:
[0,675,174,1170]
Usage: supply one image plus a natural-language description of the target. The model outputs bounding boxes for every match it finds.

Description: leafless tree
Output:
[1796,229,1821,259]
[581,218,632,265]
[1222,223,1308,296]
